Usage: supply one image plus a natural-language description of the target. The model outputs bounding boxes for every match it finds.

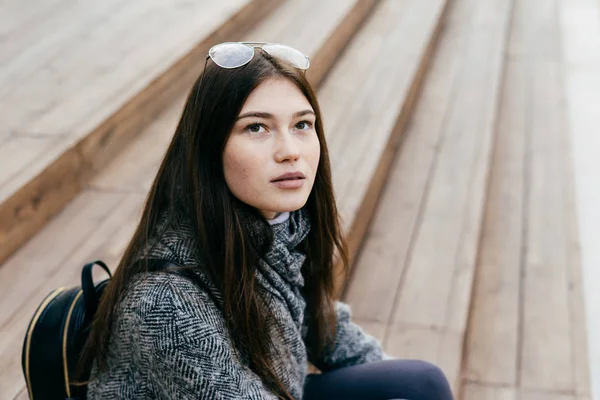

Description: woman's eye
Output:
[245,123,267,134]
[295,120,313,130]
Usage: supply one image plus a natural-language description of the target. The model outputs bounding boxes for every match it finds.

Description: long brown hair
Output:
[78,50,348,398]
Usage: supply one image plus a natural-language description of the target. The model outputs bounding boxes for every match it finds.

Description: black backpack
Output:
[21,260,112,400]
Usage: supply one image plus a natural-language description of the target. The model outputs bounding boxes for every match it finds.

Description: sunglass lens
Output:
[262,44,310,70]
[209,43,254,68]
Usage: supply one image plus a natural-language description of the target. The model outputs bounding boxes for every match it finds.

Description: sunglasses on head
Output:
[207,42,311,70]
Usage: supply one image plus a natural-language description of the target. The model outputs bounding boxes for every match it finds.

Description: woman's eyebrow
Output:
[236,110,315,121]
[292,110,316,118]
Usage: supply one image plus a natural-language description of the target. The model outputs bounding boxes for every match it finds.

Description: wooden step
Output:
[343,0,513,395]
[561,0,600,397]
[0,1,378,398]
[462,0,592,398]
[319,0,450,295]
[0,0,282,265]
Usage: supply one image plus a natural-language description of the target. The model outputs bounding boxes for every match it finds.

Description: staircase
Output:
[0,0,592,399]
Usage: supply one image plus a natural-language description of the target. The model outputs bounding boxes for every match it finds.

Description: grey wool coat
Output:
[87,208,388,399]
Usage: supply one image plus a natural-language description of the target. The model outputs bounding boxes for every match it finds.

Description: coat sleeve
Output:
[134,276,279,400]
[305,301,393,372]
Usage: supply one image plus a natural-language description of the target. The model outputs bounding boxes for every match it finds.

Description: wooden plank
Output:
[320,0,449,296]
[518,391,576,400]
[334,0,447,202]
[242,0,308,42]
[564,169,593,400]
[559,0,600,396]
[461,0,541,387]
[385,324,442,364]
[464,385,580,400]
[0,131,13,143]
[1,0,237,131]
[462,383,517,400]
[88,97,184,193]
[28,1,243,134]
[0,0,69,37]
[555,4,592,394]
[0,136,63,189]
[343,0,508,394]
[0,0,127,92]
[464,0,592,396]
[302,0,378,88]
[444,0,512,335]
[0,0,281,266]
[12,386,29,400]
[0,138,83,265]
[316,1,398,148]
[389,0,513,329]
[381,2,512,395]
[520,60,574,392]
[89,0,379,194]
[330,0,445,199]
[337,1,448,278]
[0,192,144,400]
[507,0,560,60]
[344,0,469,323]
[20,0,271,137]
[463,59,528,386]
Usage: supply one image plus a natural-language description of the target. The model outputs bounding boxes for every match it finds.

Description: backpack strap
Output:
[81,260,112,327]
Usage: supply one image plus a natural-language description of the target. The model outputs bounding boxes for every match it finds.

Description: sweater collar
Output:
[145,207,311,288]
[267,211,290,225]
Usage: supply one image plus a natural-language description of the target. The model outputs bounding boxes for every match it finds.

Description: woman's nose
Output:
[275,131,300,162]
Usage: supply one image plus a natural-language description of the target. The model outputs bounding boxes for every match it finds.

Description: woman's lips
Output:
[271,178,305,189]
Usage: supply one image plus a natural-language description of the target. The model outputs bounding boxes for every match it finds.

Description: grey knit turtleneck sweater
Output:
[87,208,387,399]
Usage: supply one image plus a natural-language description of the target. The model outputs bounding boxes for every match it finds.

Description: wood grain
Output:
[0,0,282,266]
[323,0,450,296]
[520,60,574,393]
[343,0,512,397]
[461,0,593,397]
[344,0,468,323]
[462,383,517,400]
[559,0,600,396]
[463,59,528,386]
[390,0,512,329]
[0,139,83,265]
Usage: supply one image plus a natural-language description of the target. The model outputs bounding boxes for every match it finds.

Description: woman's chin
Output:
[260,198,308,216]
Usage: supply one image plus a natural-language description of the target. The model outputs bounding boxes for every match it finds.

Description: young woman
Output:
[81,42,454,400]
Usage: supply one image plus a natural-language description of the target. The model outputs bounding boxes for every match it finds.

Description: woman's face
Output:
[223,77,320,220]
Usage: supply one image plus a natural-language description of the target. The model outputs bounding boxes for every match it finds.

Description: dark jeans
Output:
[303,359,454,400]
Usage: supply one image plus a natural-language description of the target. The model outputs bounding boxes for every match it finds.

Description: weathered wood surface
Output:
[0,0,283,265]
[344,0,513,395]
